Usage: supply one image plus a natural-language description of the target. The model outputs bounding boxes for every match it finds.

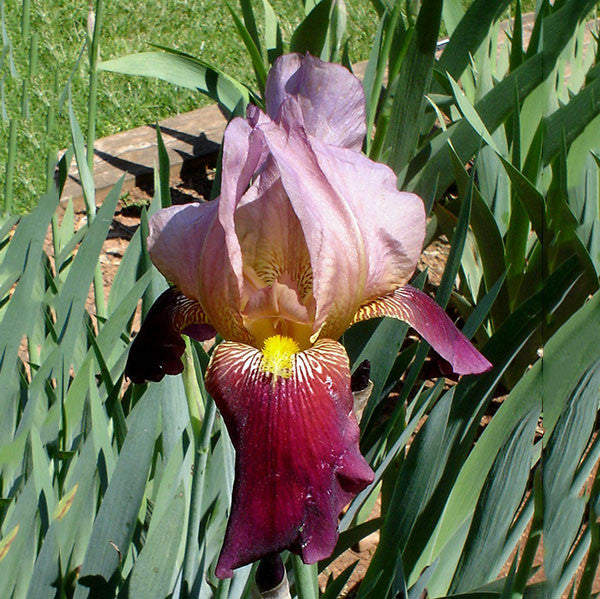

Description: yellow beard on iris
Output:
[260,335,299,384]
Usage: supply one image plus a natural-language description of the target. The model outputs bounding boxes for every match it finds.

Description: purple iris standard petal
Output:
[255,107,426,341]
[149,118,268,343]
[125,287,216,384]
[234,159,316,346]
[205,339,374,578]
[351,285,492,375]
[307,135,426,316]
[256,111,368,337]
[216,116,270,281]
[265,53,366,150]
[264,53,302,117]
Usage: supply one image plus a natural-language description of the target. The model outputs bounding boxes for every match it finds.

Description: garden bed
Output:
[4,3,600,596]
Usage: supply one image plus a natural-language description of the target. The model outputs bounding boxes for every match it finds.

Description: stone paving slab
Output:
[61,102,226,208]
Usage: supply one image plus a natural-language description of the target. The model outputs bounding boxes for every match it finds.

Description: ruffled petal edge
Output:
[205,339,373,577]
[265,53,366,150]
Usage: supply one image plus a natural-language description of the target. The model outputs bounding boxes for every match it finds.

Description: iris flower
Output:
[125,53,491,578]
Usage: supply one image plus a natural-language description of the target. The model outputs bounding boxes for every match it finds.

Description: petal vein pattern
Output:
[257,115,368,337]
[351,285,492,375]
[205,339,374,578]
[234,164,316,347]
[125,287,216,383]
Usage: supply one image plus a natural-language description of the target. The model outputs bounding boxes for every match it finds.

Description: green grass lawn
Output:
[0,0,379,212]
[1,0,533,212]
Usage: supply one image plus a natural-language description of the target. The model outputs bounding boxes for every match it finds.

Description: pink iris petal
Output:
[147,97,425,348]
[205,339,374,578]
[308,135,426,316]
[234,159,311,292]
[125,287,216,384]
[216,117,269,271]
[256,107,425,340]
[257,113,366,337]
[148,202,217,301]
[265,53,366,150]
[197,117,270,342]
[352,285,492,375]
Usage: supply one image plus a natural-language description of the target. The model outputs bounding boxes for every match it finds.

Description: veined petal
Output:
[265,53,366,150]
[125,287,215,383]
[236,161,312,298]
[257,111,425,341]
[308,136,425,337]
[205,339,374,578]
[235,159,315,346]
[198,117,269,343]
[351,285,492,375]
[242,280,315,350]
[257,114,367,338]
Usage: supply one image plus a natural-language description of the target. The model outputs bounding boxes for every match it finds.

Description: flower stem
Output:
[21,0,31,37]
[180,397,216,596]
[86,0,106,321]
[87,0,103,173]
[4,118,17,213]
[182,339,205,431]
[214,577,231,599]
[291,556,318,599]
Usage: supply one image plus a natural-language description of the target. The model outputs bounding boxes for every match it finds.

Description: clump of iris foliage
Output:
[0,0,599,598]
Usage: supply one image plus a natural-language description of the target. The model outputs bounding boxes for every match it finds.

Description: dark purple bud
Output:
[351,359,371,392]
[256,554,285,592]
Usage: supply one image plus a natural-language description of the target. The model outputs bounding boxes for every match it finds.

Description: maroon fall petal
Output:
[205,339,374,578]
[125,287,216,384]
